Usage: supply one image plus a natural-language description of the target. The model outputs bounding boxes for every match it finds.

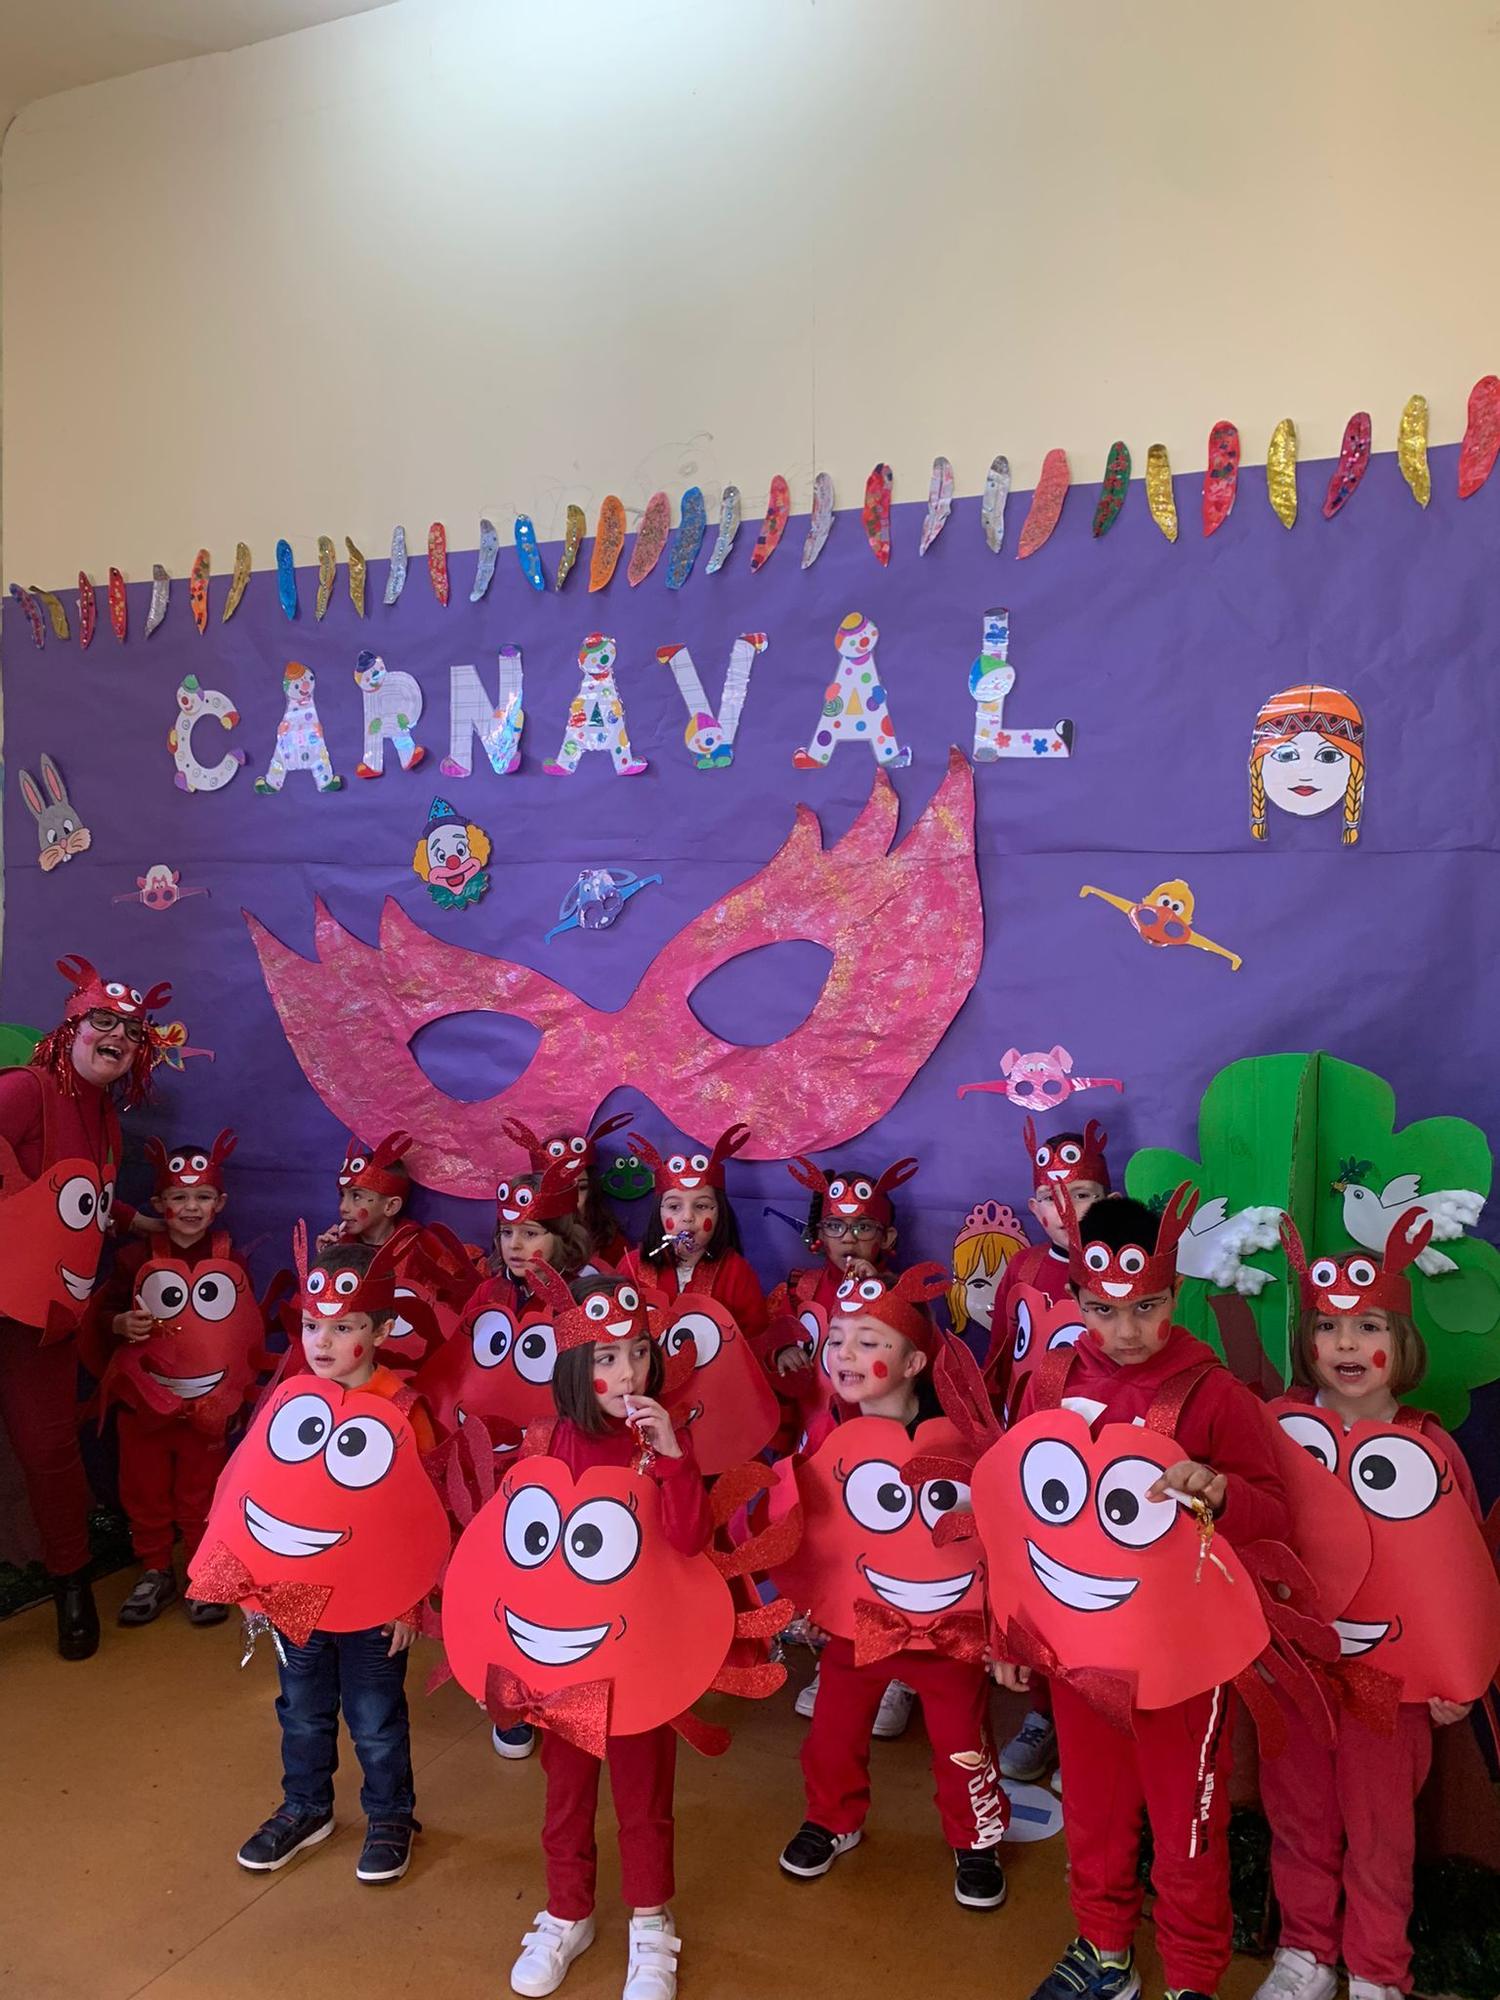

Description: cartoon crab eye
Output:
[268,1392,333,1462]
[584,1294,612,1322]
[569,1136,588,1156]
[306,1270,328,1297]
[797,1310,821,1361]
[564,1498,642,1583]
[827,1179,848,1200]
[514,1321,558,1385]
[852,1180,874,1201]
[546,1138,569,1159]
[333,1270,361,1298]
[96,1181,115,1231]
[514,1187,534,1209]
[843,1459,914,1533]
[105,982,127,998]
[689,1153,710,1173]
[859,1279,883,1302]
[504,1486,562,1568]
[53,1174,100,1232]
[1048,1318,1085,1352]
[617,1285,641,1313]
[1034,1145,1053,1167]
[1278,1412,1338,1471]
[470,1310,514,1369]
[918,1477,972,1530]
[835,1277,857,1302]
[1012,1300,1034,1362]
[1058,1143,1082,1166]
[1345,1257,1378,1289]
[188,1153,209,1173]
[1309,1257,1341,1289]
[666,1310,721,1366]
[1117,1247,1147,1277]
[1083,1243,1111,1275]
[168,1153,189,1175]
[324,1415,397,1490]
[1020,1438,1089,1525]
[348,1156,369,1176]
[191,1273,237,1322]
[1348,1435,1441,1522]
[667,1154,688,1176]
[1096,1457,1177,1548]
[139,1269,189,1318]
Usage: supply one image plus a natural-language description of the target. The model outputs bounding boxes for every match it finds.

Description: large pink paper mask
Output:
[246,752,980,1195]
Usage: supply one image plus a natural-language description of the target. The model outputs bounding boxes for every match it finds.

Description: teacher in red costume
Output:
[0,955,171,1659]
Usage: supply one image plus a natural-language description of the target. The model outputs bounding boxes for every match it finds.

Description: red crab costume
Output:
[0,955,169,1580]
[335,1130,483,1311]
[1258,1209,1500,1994]
[618,1123,768,1344]
[500,1110,635,1265]
[984,1117,1109,1385]
[653,1290,781,1475]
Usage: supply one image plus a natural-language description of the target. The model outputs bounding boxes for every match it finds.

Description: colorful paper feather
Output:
[627,491,671,587]
[223,543,251,623]
[10,584,45,648]
[515,517,546,592]
[1266,419,1298,529]
[1458,375,1500,498]
[428,523,450,606]
[77,573,97,650]
[1145,444,1178,542]
[1397,396,1430,508]
[1091,442,1130,538]
[1017,450,1069,559]
[1322,412,1371,520]
[345,537,367,616]
[276,540,298,620]
[470,519,499,602]
[705,487,742,575]
[919,457,955,554]
[590,496,627,591]
[108,567,128,642]
[32,586,70,641]
[750,475,791,574]
[315,537,336,620]
[145,564,171,638]
[666,486,707,590]
[555,505,586,591]
[981,456,1011,553]
[1202,422,1240,537]
[862,464,893,566]
[801,473,835,570]
[385,527,408,606]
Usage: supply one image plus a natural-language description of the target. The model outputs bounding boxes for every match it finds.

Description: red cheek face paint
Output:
[1372,1349,1387,1370]
[352,1344,364,1359]
[594,1378,609,1395]
[871,1360,889,1380]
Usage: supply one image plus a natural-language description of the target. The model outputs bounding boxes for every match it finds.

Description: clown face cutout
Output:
[100,1252,269,1434]
[0,1139,115,1332]
[1004,1284,1085,1422]
[442,1456,736,1738]
[191,1377,449,1632]
[769,1415,981,1646]
[414,1292,559,1437]
[1271,1404,1500,1702]
[654,1294,780,1474]
[974,1408,1268,1709]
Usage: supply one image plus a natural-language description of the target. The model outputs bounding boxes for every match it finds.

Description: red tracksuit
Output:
[537,1416,713,1919]
[620,1246,769,1350]
[1259,1392,1479,1993]
[1018,1328,1290,1995]
[799,1387,1008,1854]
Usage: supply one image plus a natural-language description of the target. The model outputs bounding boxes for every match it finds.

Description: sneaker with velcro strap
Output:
[954,1844,1007,1909]
[117,1568,177,1626]
[356,1816,418,1882]
[235,1805,334,1871]
[1028,1938,1140,2000]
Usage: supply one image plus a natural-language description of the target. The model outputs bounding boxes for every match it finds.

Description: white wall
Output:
[3,0,1500,589]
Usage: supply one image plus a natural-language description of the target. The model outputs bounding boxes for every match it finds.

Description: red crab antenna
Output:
[785,1156,829,1196]
[1382,1205,1435,1277]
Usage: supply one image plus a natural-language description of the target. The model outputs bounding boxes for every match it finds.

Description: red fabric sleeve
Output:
[648,1431,713,1556]
[1180,1370,1291,1548]
[0,1068,45,1178]
[711,1252,768,1343]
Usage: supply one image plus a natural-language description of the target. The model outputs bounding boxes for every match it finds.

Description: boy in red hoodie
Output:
[1004,1188,1289,2000]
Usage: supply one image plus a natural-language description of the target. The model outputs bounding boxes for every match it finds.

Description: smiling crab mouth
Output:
[243,1496,348,1558]
[1099,1281,1132,1299]
[503,1605,613,1666]
[59,1266,95,1301]
[1026,1540,1138,1613]
[859,1562,975,1614]
[1334,1616,1395,1657]
[146,1367,225,1399]
[1326,1292,1360,1311]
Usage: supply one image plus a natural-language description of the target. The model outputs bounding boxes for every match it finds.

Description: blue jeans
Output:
[275,1625,415,1822]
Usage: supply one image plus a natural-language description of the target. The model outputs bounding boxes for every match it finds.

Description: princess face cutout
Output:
[1261,731,1351,817]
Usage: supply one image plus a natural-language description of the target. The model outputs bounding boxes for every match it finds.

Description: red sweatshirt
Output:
[539,1415,712,1557]
[1017,1325,1291,1550]
[984,1239,1072,1373]
[620,1247,769,1348]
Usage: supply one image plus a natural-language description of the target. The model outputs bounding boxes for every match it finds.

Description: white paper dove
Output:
[1174,1197,1283,1295]
[1336,1173,1485,1277]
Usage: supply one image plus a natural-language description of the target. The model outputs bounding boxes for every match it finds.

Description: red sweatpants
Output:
[116,1410,226,1570]
[1052,1678,1234,1995]
[1260,1698,1433,1992]
[802,1637,1008,1850]
[0,1319,91,1573]
[540,1725,677,1920]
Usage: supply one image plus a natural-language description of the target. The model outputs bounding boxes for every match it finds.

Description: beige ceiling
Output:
[0,0,395,131]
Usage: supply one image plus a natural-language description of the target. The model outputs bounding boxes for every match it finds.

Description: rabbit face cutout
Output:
[20,755,91,873]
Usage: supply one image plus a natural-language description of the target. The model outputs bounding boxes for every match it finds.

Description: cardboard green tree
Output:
[0,1024,43,1069]
[1127,1052,1499,1430]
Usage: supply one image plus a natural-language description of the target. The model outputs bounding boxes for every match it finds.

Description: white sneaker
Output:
[1050,1764,1063,1797]
[1348,1979,1401,2000]
[872,1678,914,1739]
[493,1722,538,1759]
[794,1669,820,1719]
[510,1911,596,1996]
[1253,1950,1339,2000]
[624,1912,681,2000]
[999,1709,1057,1782]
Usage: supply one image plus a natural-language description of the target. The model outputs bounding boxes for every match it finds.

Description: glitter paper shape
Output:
[555,505,586,591]
[1145,444,1178,542]
[1266,420,1298,529]
[185,550,209,633]
[442,650,524,778]
[171,675,246,793]
[1016,450,1069,560]
[793,612,910,770]
[918,457,955,555]
[9,586,45,648]
[246,750,981,1188]
[1397,396,1430,508]
[665,486,707,590]
[514,517,546,593]
[1202,422,1240,537]
[1090,442,1130,539]
[108,567,128,641]
[590,496,628,591]
[749,476,791,574]
[275,541,298,620]
[144,564,170,639]
[345,537,367,616]
[1458,375,1500,498]
[77,573,97,649]
[385,526,408,605]
[705,487,742,575]
[657,632,768,768]
[315,537,336,620]
[471,518,499,602]
[981,455,1011,553]
[223,543,252,622]
[1079,879,1242,970]
[428,523,450,606]
[354,652,427,778]
[968,608,1072,763]
[861,464,893,566]
[32,587,70,641]
[627,492,672,587]
[1322,413,1372,520]
[801,473,835,570]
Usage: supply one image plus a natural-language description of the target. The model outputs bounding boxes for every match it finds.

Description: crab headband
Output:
[523,1259,650,1353]
[56,953,172,1025]
[1059,1180,1198,1300]
[294,1221,398,1321]
[1024,1117,1110,1195]
[1279,1207,1432,1318]
[495,1154,585,1226]
[833,1261,950,1359]
[628,1122,751,1195]
[146,1128,236,1195]
[787,1154,918,1226]
[502,1110,634,1172]
[337,1131,412,1196]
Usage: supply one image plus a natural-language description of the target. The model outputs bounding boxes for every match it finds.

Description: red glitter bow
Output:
[484,1663,612,1760]
[189,1540,332,1647]
[853,1598,986,1668]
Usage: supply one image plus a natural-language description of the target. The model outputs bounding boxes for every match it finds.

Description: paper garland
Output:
[1322,412,1371,520]
[749,475,790,574]
[556,506,586,591]
[590,496,627,591]
[471,519,499,602]
[705,487,742,575]
[515,517,546,593]
[862,464,893,566]
[145,565,170,639]
[627,492,671,587]
[1078,878,1242,970]
[919,456,954,554]
[793,612,909,770]
[428,523,451,606]
[1090,442,1130,539]
[275,540,298,620]
[171,675,246,793]
[1145,445,1178,541]
[658,633,768,768]
[1016,450,1069,559]
[1457,374,1500,498]
[801,473,835,569]
[18,754,90,871]
[1266,419,1298,529]
[981,455,1011,553]
[545,634,647,775]
[223,543,251,622]
[385,526,408,605]
[666,487,707,590]
[1202,422,1240,537]
[354,652,427,778]
[1397,395,1430,507]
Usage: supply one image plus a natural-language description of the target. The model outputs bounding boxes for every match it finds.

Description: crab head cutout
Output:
[1270,1401,1500,1702]
[1025,1118,1109,1195]
[189,1375,450,1637]
[1004,1283,1086,1421]
[652,1292,780,1474]
[1059,1178,1198,1299]
[295,1221,399,1324]
[337,1130,413,1196]
[495,1154,587,1228]
[628,1122,751,1196]
[832,1261,952,1359]
[787,1154,919,1228]
[1279,1207,1432,1319]
[100,1244,271,1434]
[503,1110,635,1173]
[146,1127,237,1195]
[521,1257,652,1356]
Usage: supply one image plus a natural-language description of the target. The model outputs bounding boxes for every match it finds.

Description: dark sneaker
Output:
[1029,1941,1140,2000]
[954,1845,1008,1909]
[1166,1992,1219,2000]
[236,1806,335,1872]
[50,1567,100,1660]
[117,1568,178,1626]
[778,1821,862,1878]
[356,1817,418,1883]
[185,1595,229,1627]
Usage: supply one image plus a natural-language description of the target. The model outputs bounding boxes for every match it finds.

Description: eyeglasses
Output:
[85,1008,146,1044]
[822,1220,882,1241]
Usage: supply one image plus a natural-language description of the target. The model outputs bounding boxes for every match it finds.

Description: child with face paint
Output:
[503,1112,636,1268]
[236,1239,436,1889]
[508,1270,711,2000]
[777,1265,1010,1910]
[1255,1214,1484,2000]
[618,1125,769,1350]
[985,1119,1111,1390]
[1003,1188,1290,2000]
[320,1132,413,1251]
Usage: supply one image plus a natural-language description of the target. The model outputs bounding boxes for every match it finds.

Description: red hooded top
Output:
[619,1246,768,1347]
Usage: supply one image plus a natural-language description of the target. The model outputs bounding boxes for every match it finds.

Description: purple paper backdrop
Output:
[5,448,1500,1483]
